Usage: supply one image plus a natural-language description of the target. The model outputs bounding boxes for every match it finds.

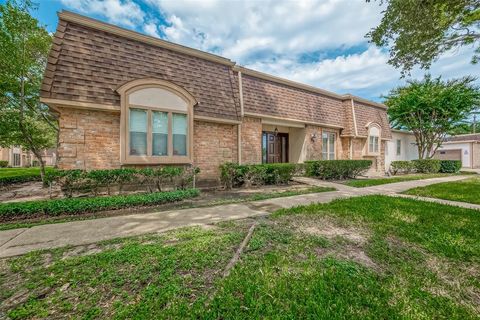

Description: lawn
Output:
[344,173,467,188]
[1,195,479,319]
[403,177,480,204]
[0,167,53,178]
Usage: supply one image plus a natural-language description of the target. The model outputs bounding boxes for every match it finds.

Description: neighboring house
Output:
[40,11,392,184]
[434,134,480,168]
[384,130,419,172]
[0,146,57,167]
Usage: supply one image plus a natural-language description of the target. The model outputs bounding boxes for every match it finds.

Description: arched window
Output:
[117,79,196,164]
[367,123,381,155]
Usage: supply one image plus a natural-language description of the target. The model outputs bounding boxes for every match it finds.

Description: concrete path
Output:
[0,175,475,258]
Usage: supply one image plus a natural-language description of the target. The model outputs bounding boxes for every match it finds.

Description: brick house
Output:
[40,11,392,184]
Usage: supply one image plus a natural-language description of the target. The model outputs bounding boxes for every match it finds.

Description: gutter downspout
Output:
[237,71,244,164]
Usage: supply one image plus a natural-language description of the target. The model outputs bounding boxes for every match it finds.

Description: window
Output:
[367,124,380,155]
[396,139,401,156]
[322,131,336,160]
[118,79,196,164]
[13,153,20,167]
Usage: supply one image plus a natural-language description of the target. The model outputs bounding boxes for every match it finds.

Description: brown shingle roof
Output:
[445,134,480,142]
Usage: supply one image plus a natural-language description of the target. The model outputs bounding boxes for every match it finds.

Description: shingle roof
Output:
[445,134,480,142]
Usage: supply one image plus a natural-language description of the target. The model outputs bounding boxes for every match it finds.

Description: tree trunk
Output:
[31,148,47,186]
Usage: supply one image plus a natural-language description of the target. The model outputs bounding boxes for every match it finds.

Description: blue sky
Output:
[7,0,480,102]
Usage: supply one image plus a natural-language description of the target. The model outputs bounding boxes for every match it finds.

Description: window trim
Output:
[321,130,336,160]
[366,123,381,156]
[117,79,196,164]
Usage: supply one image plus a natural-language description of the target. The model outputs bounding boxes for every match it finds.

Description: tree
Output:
[385,75,480,159]
[367,0,480,75]
[0,0,56,184]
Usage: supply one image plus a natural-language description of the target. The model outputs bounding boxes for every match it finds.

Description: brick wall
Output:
[57,107,120,170]
[241,117,262,164]
[193,120,238,181]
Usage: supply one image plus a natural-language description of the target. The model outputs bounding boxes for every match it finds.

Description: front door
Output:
[262,131,288,163]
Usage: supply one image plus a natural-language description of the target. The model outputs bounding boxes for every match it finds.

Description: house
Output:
[384,130,419,172]
[0,146,57,167]
[40,11,392,184]
[434,134,480,168]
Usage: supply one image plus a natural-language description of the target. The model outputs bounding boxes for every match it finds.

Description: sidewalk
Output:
[0,175,474,258]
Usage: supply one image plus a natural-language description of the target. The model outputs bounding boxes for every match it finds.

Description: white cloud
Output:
[143,21,160,37]
[60,0,145,28]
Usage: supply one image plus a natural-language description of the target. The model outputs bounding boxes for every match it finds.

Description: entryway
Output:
[262,131,289,163]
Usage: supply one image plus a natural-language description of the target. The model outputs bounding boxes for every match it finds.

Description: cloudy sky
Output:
[16,0,480,102]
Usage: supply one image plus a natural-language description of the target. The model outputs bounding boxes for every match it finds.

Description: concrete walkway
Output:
[0,175,476,258]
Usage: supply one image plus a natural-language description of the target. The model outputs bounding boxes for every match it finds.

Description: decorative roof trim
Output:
[244,112,344,129]
[40,97,121,112]
[58,10,235,66]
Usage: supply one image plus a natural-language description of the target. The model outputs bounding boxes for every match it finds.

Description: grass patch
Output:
[0,167,54,186]
[344,173,466,188]
[0,186,334,231]
[403,177,480,204]
[1,196,479,318]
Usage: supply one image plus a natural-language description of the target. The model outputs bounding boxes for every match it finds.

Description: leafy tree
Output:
[367,0,480,75]
[385,75,480,159]
[0,0,56,184]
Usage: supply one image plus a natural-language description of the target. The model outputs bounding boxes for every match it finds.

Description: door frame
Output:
[262,131,289,164]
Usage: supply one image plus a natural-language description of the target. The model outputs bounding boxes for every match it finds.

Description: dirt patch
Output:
[299,223,367,245]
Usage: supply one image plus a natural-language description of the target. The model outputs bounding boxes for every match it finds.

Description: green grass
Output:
[0,167,54,186]
[403,177,480,204]
[0,186,334,231]
[344,173,466,188]
[1,195,479,318]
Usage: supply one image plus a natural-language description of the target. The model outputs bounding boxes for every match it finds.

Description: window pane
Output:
[173,113,187,156]
[322,152,328,160]
[262,133,267,163]
[322,133,328,154]
[374,137,379,153]
[329,133,335,159]
[129,109,147,156]
[152,111,168,156]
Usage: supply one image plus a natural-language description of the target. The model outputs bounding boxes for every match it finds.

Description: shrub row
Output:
[0,173,43,187]
[0,160,8,168]
[46,166,200,197]
[305,160,372,180]
[220,163,298,189]
[0,188,200,221]
[390,159,461,175]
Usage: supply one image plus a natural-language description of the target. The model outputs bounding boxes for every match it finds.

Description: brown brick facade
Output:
[46,12,392,180]
[57,107,120,170]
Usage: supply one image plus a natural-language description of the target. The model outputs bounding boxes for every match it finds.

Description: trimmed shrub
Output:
[412,159,441,173]
[0,160,8,168]
[305,160,372,180]
[0,188,200,221]
[45,166,200,197]
[439,160,462,173]
[391,161,415,175]
[219,163,297,188]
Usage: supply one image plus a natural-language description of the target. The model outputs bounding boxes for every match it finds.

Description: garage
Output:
[434,149,462,162]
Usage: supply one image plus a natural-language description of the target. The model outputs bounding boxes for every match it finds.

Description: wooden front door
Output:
[263,132,288,163]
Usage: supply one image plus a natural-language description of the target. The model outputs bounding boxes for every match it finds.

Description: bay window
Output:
[118,79,196,164]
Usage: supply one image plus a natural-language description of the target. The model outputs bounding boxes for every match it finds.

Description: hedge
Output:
[0,167,56,187]
[220,163,298,189]
[305,160,372,180]
[45,166,200,197]
[0,188,200,221]
[439,160,462,173]
[390,161,415,175]
[0,160,8,168]
[412,159,441,173]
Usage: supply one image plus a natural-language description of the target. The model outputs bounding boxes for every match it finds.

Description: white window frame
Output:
[366,123,381,156]
[321,131,336,160]
[117,79,196,165]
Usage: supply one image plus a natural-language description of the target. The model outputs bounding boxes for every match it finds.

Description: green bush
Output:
[0,188,199,221]
[219,163,297,188]
[46,166,200,197]
[391,161,415,175]
[412,159,441,173]
[439,160,462,173]
[0,160,8,168]
[305,160,372,180]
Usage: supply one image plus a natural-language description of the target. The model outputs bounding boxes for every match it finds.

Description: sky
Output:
[8,0,480,102]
